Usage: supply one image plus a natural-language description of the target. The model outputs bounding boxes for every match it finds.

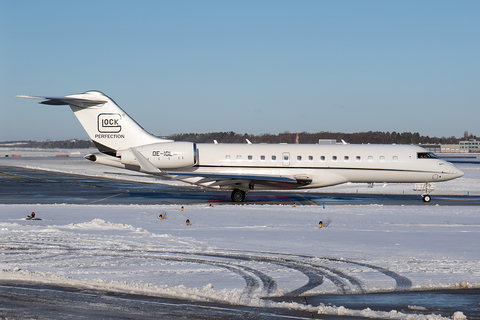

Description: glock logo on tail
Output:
[98,113,122,133]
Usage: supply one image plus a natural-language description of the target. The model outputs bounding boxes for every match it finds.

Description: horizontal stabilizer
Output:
[18,95,106,108]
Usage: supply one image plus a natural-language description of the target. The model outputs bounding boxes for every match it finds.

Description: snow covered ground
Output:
[1,148,479,319]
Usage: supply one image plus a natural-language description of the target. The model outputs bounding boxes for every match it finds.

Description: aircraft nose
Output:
[444,165,464,178]
[454,168,465,178]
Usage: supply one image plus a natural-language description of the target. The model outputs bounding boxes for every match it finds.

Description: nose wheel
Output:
[231,189,246,202]
[423,194,431,202]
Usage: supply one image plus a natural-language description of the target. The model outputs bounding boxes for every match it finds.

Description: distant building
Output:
[318,139,337,145]
[459,139,479,152]
[440,144,465,153]
[420,141,478,153]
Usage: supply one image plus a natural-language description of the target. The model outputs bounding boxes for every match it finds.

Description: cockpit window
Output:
[417,152,439,159]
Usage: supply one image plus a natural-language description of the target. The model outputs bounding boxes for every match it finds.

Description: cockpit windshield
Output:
[417,152,439,159]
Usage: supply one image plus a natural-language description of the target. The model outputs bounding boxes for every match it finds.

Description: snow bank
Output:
[62,218,144,232]
[317,304,451,320]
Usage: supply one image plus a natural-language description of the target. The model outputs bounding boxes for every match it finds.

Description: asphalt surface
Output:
[0,281,322,320]
[1,282,479,319]
[1,165,479,205]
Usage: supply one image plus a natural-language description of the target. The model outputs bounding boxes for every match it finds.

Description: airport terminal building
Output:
[421,139,479,153]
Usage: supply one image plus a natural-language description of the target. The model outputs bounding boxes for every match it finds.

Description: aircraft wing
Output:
[165,171,299,184]
[164,170,312,189]
[102,170,301,186]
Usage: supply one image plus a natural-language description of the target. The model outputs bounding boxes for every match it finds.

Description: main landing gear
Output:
[422,194,431,202]
[231,189,246,202]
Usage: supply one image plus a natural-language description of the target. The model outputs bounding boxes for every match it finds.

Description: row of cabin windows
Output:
[224,155,400,162]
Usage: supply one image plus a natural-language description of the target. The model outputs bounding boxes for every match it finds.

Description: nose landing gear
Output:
[414,182,435,203]
[422,194,431,202]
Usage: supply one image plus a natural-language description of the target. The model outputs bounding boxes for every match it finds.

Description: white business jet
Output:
[20,91,463,202]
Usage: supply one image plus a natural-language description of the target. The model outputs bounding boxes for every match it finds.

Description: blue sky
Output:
[1,0,479,141]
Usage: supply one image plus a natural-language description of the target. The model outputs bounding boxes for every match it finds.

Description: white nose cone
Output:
[446,164,464,179]
[454,168,465,179]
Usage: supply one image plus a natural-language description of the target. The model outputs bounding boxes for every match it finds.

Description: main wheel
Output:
[231,189,246,202]
[423,194,431,202]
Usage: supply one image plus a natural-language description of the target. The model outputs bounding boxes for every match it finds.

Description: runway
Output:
[1,165,479,205]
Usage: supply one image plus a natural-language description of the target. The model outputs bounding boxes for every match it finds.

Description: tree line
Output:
[171,131,470,145]
[0,140,95,149]
[1,131,476,149]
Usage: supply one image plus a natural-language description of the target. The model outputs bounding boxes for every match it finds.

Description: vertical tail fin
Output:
[20,91,171,156]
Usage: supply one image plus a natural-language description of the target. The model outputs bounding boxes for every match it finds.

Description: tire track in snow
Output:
[160,251,362,295]
[2,238,411,297]
[79,251,268,296]
[200,248,412,292]
[327,259,412,291]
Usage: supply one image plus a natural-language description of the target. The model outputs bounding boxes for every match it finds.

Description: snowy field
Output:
[1,148,480,319]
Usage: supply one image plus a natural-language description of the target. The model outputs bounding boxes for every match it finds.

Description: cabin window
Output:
[380,156,385,162]
[356,156,361,162]
[368,156,373,162]
[260,155,265,161]
[393,156,398,162]
[417,152,439,159]
[332,156,337,161]
[248,155,252,161]
[225,155,231,160]
[272,155,276,161]
[344,156,349,161]
[297,155,302,161]
[236,155,242,160]
[320,156,325,162]
[308,155,313,161]
[284,154,289,161]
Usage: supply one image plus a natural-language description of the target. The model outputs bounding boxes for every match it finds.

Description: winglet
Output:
[129,148,168,176]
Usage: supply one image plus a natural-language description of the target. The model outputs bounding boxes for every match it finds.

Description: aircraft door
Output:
[282,152,290,166]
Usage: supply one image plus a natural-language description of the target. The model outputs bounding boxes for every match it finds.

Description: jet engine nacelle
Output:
[119,142,196,169]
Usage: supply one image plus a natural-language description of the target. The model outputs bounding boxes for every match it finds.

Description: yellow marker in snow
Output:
[186,219,190,226]
[319,221,323,228]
